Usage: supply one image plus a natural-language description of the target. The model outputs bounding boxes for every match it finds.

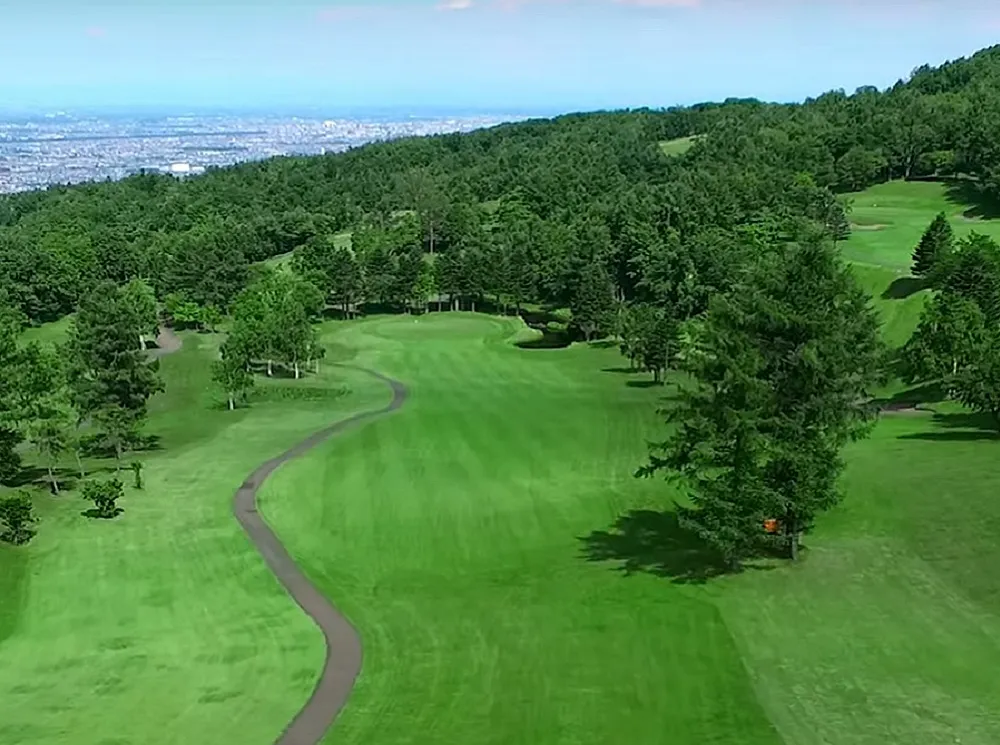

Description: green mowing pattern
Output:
[258,314,780,745]
[256,313,1000,745]
[841,180,1000,271]
[0,330,390,745]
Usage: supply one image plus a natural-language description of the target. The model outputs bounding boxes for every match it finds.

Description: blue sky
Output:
[0,0,997,114]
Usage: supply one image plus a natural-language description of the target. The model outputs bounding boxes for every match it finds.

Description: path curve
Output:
[232,366,408,745]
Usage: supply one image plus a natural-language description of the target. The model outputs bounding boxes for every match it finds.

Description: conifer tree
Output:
[571,261,614,341]
[641,239,883,566]
[66,282,163,469]
[912,211,954,280]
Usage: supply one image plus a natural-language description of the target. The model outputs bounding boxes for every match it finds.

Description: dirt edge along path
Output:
[233,366,409,745]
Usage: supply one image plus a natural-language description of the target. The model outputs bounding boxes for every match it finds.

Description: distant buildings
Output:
[0,112,523,194]
[165,162,206,178]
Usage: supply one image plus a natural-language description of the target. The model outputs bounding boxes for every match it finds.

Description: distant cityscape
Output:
[0,111,529,194]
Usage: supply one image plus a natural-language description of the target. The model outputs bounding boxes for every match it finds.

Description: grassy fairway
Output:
[0,331,389,745]
[255,312,1000,745]
[260,313,781,745]
[841,180,1000,270]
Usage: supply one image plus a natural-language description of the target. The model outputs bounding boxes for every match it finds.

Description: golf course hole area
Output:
[366,313,508,342]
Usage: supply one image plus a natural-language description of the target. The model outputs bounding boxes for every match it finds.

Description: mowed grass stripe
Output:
[259,313,781,745]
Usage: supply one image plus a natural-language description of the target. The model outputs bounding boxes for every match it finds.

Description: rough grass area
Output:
[0,328,389,745]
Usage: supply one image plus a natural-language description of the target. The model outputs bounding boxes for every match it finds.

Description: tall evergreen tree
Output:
[571,261,614,341]
[641,239,883,566]
[912,212,954,280]
[121,277,159,350]
[66,282,163,468]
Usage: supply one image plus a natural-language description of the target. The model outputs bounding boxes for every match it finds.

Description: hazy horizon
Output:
[1,0,998,113]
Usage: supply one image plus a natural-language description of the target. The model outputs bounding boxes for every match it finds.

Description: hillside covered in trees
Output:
[2,44,1000,331]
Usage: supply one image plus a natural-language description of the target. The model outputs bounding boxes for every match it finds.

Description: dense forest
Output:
[1,45,999,329]
[4,44,1000,563]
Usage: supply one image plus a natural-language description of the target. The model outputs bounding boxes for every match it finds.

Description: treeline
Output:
[4,45,1000,329]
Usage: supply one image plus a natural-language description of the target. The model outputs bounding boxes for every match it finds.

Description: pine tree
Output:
[121,278,158,350]
[571,261,614,341]
[66,282,163,469]
[912,212,954,279]
[638,310,680,384]
[642,239,883,566]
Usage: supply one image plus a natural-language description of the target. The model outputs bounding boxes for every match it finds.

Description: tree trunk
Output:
[228,395,235,411]
[294,361,300,380]
[786,516,800,560]
[114,442,122,472]
[267,359,273,377]
[75,449,86,480]
[47,463,58,495]
[138,333,145,351]
[471,299,476,313]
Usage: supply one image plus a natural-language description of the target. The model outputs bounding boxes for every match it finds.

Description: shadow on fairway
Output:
[580,509,732,585]
[881,276,925,300]
[899,411,1000,441]
[602,366,638,374]
[81,507,125,519]
[515,330,571,349]
[873,382,947,411]
[626,379,663,389]
[944,179,1000,220]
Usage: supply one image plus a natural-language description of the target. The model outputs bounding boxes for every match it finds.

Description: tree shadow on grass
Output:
[944,179,1000,220]
[602,366,638,374]
[881,276,925,300]
[579,509,738,585]
[515,331,571,350]
[588,340,617,349]
[626,379,664,389]
[81,507,124,520]
[872,382,947,411]
[898,411,1000,442]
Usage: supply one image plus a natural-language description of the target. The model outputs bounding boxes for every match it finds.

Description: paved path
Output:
[232,367,409,745]
[150,326,183,358]
[148,328,405,742]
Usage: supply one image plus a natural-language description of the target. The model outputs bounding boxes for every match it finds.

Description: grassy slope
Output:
[0,332,390,745]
